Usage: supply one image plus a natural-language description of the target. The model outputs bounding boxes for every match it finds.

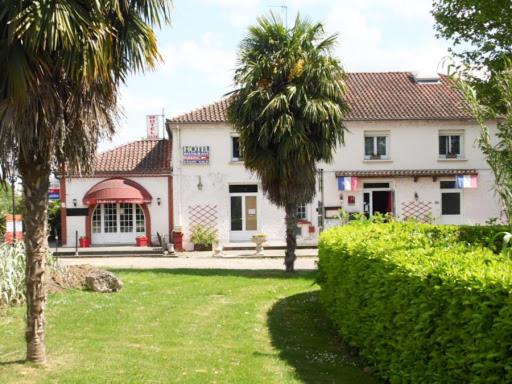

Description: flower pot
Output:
[136,236,149,247]
[79,237,90,248]
[193,243,212,251]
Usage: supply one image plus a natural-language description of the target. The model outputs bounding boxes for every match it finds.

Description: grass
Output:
[0,269,377,384]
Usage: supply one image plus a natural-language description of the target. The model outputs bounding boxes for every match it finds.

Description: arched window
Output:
[91,203,146,234]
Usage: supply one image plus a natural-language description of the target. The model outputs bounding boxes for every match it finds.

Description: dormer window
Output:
[364,133,389,160]
[231,136,243,161]
[439,131,464,159]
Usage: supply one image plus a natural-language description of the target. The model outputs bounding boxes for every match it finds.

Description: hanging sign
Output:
[455,174,478,189]
[48,188,60,200]
[183,146,210,164]
[337,177,359,191]
[5,214,23,244]
[146,115,159,139]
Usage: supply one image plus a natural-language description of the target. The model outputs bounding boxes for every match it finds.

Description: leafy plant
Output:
[318,221,512,383]
[190,224,218,246]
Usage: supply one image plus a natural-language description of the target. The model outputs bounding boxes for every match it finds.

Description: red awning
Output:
[83,178,152,205]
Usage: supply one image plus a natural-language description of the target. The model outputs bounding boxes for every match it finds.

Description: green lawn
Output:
[0,269,376,384]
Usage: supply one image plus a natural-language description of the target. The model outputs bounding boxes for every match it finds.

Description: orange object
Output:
[79,237,90,248]
[173,231,184,252]
[136,236,149,247]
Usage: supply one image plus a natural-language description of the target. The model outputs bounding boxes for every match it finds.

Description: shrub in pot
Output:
[190,224,217,251]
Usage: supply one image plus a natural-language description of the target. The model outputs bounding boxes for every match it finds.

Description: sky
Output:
[101,0,453,151]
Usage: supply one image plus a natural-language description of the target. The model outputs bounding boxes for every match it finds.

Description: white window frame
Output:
[296,204,307,220]
[440,179,462,216]
[231,134,243,162]
[92,203,146,234]
[364,132,390,160]
[438,130,464,159]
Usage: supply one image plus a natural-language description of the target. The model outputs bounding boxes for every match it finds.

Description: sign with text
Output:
[146,115,159,139]
[48,188,60,200]
[183,146,210,164]
[5,214,23,243]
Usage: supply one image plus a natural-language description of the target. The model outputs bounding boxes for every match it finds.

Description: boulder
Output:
[85,270,123,293]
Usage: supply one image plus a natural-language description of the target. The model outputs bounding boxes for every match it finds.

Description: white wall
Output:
[171,119,502,249]
[64,176,170,246]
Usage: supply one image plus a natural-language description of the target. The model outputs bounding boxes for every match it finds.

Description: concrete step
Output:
[222,244,318,251]
[54,247,164,257]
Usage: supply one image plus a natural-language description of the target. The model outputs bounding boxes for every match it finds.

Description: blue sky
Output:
[101,0,453,151]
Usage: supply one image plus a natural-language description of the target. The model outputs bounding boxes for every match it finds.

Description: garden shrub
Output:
[318,221,512,384]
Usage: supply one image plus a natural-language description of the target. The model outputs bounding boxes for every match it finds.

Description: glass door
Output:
[230,194,258,241]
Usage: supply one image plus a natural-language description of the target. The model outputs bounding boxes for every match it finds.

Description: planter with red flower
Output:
[79,236,90,248]
[136,235,149,247]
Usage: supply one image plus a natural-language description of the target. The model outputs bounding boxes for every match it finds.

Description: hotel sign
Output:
[183,146,210,164]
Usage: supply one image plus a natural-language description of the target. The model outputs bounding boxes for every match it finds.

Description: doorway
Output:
[363,183,394,217]
[229,185,258,242]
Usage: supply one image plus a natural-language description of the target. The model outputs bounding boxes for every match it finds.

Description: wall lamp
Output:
[157,197,161,206]
[72,198,77,207]
[197,176,203,191]
[414,192,419,201]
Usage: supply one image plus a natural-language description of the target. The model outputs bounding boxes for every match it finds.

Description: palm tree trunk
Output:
[284,202,297,272]
[19,157,50,364]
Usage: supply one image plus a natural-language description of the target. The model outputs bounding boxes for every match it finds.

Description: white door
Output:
[439,180,463,224]
[229,194,258,242]
[91,203,146,245]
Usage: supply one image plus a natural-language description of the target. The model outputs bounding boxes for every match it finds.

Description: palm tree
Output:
[228,14,349,272]
[0,0,172,363]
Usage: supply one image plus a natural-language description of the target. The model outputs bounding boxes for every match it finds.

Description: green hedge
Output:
[318,222,512,384]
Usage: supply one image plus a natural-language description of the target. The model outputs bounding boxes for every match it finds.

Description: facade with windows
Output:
[167,72,502,250]
[61,139,172,247]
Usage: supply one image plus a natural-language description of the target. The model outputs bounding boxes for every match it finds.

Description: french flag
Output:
[455,174,478,189]
[337,177,359,191]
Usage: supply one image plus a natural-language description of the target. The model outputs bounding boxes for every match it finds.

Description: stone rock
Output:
[85,270,123,293]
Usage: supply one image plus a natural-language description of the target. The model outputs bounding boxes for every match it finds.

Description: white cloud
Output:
[161,34,236,88]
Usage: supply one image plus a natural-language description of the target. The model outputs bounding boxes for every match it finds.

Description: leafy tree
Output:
[228,14,349,272]
[455,60,512,223]
[0,0,172,363]
[432,0,512,107]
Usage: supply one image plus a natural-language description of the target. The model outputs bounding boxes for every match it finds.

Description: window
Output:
[439,132,463,158]
[231,136,242,161]
[440,180,461,215]
[364,134,389,159]
[296,204,307,220]
[92,207,102,233]
[229,184,258,193]
[120,203,133,233]
[135,205,145,233]
[104,203,117,233]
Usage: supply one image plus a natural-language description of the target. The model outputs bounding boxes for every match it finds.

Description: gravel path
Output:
[57,253,318,270]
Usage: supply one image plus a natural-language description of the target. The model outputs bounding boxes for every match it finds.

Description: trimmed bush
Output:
[318,221,512,384]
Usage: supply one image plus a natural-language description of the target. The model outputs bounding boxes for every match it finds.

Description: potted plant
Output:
[79,236,90,248]
[136,235,149,247]
[190,224,217,251]
[252,233,267,256]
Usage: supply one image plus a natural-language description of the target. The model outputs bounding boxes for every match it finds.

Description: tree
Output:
[0,0,172,363]
[455,60,512,223]
[432,0,512,107]
[228,14,349,272]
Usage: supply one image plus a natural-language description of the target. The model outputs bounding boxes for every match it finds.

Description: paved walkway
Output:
[57,250,318,270]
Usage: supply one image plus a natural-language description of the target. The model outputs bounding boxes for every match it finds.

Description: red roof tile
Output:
[167,72,471,123]
[82,139,171,176]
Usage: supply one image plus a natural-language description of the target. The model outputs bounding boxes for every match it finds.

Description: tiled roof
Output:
[335,169,477,178]
[80,139,171,176]
[167,72,472,123]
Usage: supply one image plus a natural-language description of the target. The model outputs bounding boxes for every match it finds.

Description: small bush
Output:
[190,224,217,246]
[318,221,512,384]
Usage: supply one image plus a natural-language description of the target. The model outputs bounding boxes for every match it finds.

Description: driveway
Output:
[56,249,319,270]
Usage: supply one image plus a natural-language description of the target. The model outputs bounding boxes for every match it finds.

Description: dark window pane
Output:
[450,135,460,155]
[232,137,241,159]
[363,183,390,189]
[439,135,447,155]
[229,185,258,193]
[442,193,460,215]
[364,137,374,156]
[440,181,456,189]
[230,196,242,231]
[377,136,387,156]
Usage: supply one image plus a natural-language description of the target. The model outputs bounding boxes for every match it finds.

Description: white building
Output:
[61,71,501,249]
[167,72,501,250]
[61,139,173,247]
